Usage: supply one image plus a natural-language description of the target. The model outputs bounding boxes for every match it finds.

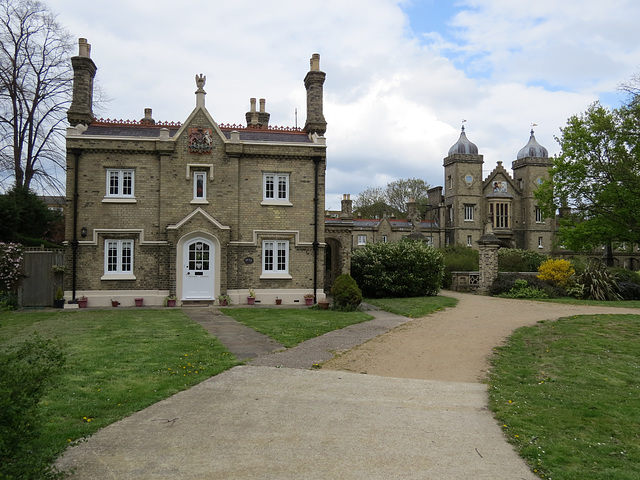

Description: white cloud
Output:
[47,0,640,209]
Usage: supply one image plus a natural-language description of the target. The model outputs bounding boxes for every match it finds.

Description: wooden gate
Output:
[19,248,65,307]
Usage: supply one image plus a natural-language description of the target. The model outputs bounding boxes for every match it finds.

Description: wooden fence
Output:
[19,248,65,307]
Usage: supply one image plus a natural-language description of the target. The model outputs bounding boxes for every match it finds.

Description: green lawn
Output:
[224,307,373,347]
[0,309,240,474]
[363,294,458,317]
[488,313,640,480]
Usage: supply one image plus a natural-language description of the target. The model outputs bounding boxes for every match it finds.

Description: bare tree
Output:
[0,0,73,193]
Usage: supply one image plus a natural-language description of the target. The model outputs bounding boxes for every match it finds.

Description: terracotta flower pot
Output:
[318,300,329,310]
[111,300,120,307]
[134,298,143,307]
[78,299,88,308]
[304,297,313,306]
[247,296,255,305]
[275,298,282,305]
[166,299,176,307]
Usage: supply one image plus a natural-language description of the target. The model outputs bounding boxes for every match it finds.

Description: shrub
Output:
[497,278,549,299]
[440,244,479,289]
[498,248,547,272]
[489,273,564,298]
[330,274,363,310]
[617,282,640,300]
[575,262,621,301]
[0,334,66,479]
[537,258,575,287]
[610,267,640,285]
[0,242,22,293]
[351,239,444,298]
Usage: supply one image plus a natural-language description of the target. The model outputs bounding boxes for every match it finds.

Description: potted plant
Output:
[54,286,65,308]
[247,288,255,305]
[164,295,177,307]
[217,294,231,306]
[275,297,282,305]
[317,299,330,310]
[78,295,88,308]
[134,298,143,307]
[304,293,314,306]
[111,299,120,307]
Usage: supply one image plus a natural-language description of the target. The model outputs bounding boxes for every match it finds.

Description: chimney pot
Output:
[259,98,266,113]
[310,53,320,71]
[250,98,256,112]
[78,38,91,57]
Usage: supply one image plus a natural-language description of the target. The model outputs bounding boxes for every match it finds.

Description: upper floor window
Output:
[535,206,543,223]
[467,235,472,247]
[357,235,367,245]
[489,202,510,229]
[193,171,207,200]
[464,205,474,221]
[263,173,290,203]
[382,235,388,243]
[262,240,289,274]
[103,239,134,279]
[106,169,134,198]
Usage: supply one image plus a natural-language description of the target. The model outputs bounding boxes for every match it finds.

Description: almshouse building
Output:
[64,39,327,307]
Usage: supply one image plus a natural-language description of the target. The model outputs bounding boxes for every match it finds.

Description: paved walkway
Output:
[56,295,637,479]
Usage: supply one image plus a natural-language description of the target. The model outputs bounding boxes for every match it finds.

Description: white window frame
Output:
[262,240,290,277]
[382,235,388,243]
[538,237,544,249]
[105,169,135,199]
[262,173,291,205]
[467,235,472,247]
[464,205,474,221]
[357,235,367,245]
[193,171,207,202]
[102,239,135,280]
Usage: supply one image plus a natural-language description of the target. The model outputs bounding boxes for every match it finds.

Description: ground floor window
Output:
[104,239,133,275]
[489,202,510,228]
[262,240,289,274]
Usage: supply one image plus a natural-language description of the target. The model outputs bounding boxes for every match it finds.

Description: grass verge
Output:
[487,313,640,480]
[224,308,373,347]
[0,309,240,475]
[536,297,640,308]
[363,295,458,317]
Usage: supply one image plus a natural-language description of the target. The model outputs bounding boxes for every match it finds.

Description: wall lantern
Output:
[80,227,88,238]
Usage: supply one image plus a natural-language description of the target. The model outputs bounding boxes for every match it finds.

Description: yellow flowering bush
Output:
[537,259,575,287]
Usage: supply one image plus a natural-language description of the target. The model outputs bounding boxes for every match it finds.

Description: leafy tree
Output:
[535,101,640,251]
[0,186,53,243]
[354,178,431,218]
[0,0,74,193]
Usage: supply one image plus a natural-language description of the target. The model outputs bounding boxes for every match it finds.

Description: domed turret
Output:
[448,125,478,155]
[517,129,548,159]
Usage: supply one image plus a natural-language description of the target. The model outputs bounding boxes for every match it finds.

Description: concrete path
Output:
[56,295,638,479]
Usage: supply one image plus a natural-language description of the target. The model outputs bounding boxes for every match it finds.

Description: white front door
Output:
[183,239,214,300]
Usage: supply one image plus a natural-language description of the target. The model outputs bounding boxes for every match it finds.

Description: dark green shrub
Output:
[497,278,548,299]
[351,239,444,298]
[489,273,564,298]
[0,334,66,479]
[617,282,640,300]
[610,267,640,285]
[498,248,547,272]
[439,244,478,289]
[330,274,362,310]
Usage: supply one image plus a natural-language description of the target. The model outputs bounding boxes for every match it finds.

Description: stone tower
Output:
[512,129,553,251]
[67,38,97,126]
[443,125,484,246]
[304,54,327,135]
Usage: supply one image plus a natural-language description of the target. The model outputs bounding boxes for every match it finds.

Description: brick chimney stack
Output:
[304,53,327,135]
[140,108,155,125]
[246,98,270,128]
[67,38,97,126]
[341,194,353,220]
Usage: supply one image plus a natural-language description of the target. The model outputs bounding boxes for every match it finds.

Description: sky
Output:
[47,0,640,210]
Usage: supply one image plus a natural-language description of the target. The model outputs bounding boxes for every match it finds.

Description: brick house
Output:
[64,39,327,307]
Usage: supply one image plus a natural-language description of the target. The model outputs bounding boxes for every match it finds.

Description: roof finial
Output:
[462,118,467,132]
